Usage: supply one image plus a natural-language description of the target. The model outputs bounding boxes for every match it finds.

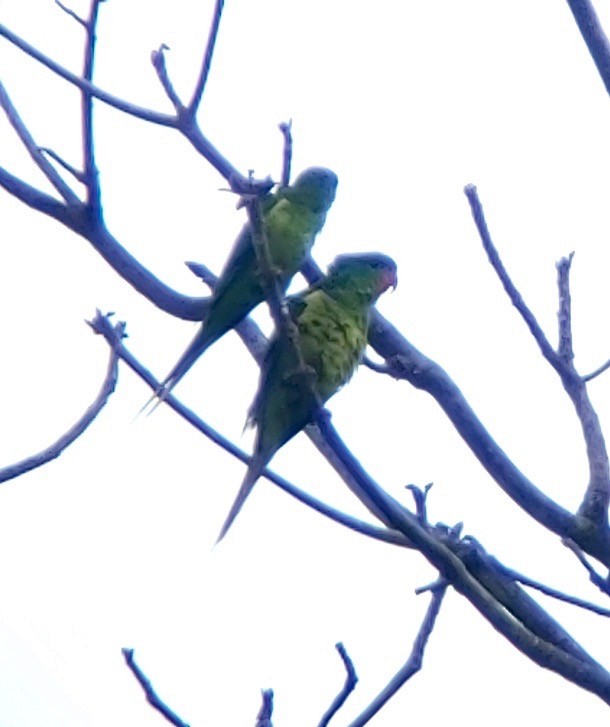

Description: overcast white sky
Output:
[3,1,610,725]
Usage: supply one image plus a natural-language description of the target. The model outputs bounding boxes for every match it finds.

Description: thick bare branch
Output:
[554,260,610,525]
[301,257,610,564]
[0,166,210,319]
[0,342,118,484]
[565,0,610,97]
[570,391,610,526]
[455,539,604,667]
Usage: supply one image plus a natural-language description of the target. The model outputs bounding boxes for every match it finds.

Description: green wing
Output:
[154,167,338,400]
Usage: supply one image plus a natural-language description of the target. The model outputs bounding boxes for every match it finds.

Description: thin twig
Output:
[0,24,176,126]
[462,185,610,547]
[278,119,292,187]
[0,81,79,203]
[464,184,560,369]
[0,23,271,193]
[303,258,586,547]
[317,643,358,727]
[246,195,328,419]
[188,0,225,113]
[405,482,433,524]
[0,341,118,484]
[39,147,85,182]
[151,44,185,111]
[245,196,287,331]
[415,577,447,595]
[563,538,610,596]
[361,355,390,375]
[186,259,418,535]
[556,252,575,363]
[495,562,610,616]
[348,585,447,726]
[583,357,610,383]
[121,649,190,727]
[81,0,104,210]
[89,310,410,548]
[55,0,87,26]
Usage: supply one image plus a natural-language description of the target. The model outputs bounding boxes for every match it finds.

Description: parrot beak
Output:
[382,267,398,293]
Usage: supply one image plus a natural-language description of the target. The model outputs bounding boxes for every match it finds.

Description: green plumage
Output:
[155,167,338,401]
[216,252,398,542]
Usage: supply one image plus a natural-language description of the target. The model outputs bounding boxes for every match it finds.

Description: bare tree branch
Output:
[349,584,447,727]
[0,81,79,203]
[0,22,273,192]
[302,257,610,565]
[563,538,610,596]
[556,252,576,363]
[255,689,274,727]
[151,44,185,111]
[456,539,605,667]
[583,357,610,383]
[245,196,289,333]
[81,0,103,210]
[0,165,210,320]
[464,184,560,367]
[463,186,610,551]
[121,648,190,727]
[89,310,411,548]
[495,561,610,617]
[188,0,225,114]
[0,23,176,125]
[317,643,358,727]
[565,0,610,97]
[55,0,87,27]
[0,341,118,484]
[278,120,293,187]
[39,147,85,182]
[465,181,610,528]
[405,482,434,524]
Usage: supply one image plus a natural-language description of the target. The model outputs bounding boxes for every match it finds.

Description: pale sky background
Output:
[2,1,610,725]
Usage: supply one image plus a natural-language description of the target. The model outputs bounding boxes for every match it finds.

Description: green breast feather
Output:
[216,252,398,542]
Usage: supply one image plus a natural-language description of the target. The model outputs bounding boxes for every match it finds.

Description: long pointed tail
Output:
[216,459,265,544]
[139,326,213,416]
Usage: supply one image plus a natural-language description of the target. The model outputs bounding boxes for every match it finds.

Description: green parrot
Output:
[150,167,338,407]
[216,252,398,542]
